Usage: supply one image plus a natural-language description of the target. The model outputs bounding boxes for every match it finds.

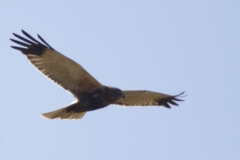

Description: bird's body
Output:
[10,30,185,120]
[71,86,125,112]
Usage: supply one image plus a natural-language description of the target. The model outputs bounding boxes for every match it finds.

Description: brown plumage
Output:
[10,30,185,120]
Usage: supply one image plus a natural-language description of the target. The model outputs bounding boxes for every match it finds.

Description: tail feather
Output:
[41,102,86,120]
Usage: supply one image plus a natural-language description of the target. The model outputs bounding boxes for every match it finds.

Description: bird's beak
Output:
[121,92,125,99]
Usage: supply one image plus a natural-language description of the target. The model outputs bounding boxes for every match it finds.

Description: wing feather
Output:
[11,30,103,95]
[114,91,185,108]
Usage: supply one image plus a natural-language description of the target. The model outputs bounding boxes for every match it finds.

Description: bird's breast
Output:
[76,90,111,112]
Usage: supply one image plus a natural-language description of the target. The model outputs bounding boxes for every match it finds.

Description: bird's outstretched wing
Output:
[10,30,103,95]
[114,91,185,108]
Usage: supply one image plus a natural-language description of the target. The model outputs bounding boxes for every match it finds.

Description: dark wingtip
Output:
[175,91,186,97]
[168,99,179,106]
[11,46,28,55]
[156,91,186,109]
[21,29,27,34]
[164,102,171,109]
[10,30,53,56]
[37,34,54,50]
[173,91,186,101]
[11,46,19,49]
[21,30,40,44]
[173,98,184,101]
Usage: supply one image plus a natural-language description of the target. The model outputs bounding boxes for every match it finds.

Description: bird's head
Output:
[116,89,125,99]
[110,87,125,99]
[104,87,125,103]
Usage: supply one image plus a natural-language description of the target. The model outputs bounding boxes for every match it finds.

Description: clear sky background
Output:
[1,0,240,160]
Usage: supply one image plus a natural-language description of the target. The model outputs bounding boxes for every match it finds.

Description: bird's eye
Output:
[117,91,122,95]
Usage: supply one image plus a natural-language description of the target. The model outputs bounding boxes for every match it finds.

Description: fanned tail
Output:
[41,102,86,120]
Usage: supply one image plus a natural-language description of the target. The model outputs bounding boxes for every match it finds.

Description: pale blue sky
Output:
[1,0,240,160]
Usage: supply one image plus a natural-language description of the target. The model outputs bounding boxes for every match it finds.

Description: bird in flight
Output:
[10,30,185,120]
